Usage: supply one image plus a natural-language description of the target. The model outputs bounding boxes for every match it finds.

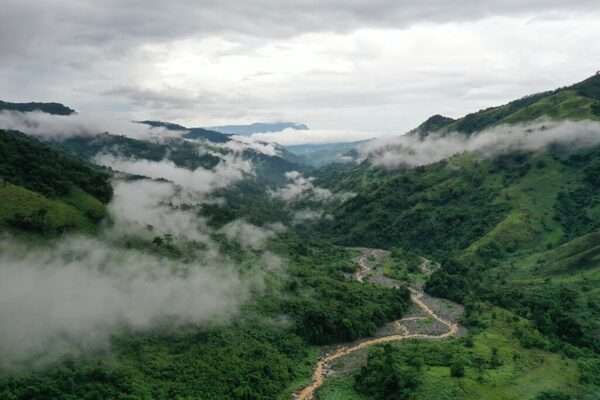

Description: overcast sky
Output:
[2,0,600,141]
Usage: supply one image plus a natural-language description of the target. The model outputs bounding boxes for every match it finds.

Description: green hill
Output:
[314,75,600,357]
[0,130,112,233]
[414,75,600,137]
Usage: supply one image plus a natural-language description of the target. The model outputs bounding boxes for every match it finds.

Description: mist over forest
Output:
[2,1,600,400]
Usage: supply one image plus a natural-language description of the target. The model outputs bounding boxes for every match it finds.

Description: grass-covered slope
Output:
[316,103,600,358]
[0,130,112,233]
[318,305,588,400]
[415,74,600,137]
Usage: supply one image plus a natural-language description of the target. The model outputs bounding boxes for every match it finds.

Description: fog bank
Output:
[361,120,600,168]
[0,237,263,369]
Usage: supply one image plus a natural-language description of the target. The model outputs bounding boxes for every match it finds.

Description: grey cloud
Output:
[1,1,600,134]
[2,0,598,56]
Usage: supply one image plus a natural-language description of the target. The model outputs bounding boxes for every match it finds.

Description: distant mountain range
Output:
[208,122,309,136]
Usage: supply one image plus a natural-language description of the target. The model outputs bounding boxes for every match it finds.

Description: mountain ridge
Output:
[412,74,600,138]
[0,100,76,116]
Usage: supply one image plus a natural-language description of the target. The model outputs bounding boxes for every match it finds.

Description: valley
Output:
[1,75,600,400]
[295,249,461,400]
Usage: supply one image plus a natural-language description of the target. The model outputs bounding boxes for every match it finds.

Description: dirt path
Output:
[293,250,459,400]
[353,249,374,282]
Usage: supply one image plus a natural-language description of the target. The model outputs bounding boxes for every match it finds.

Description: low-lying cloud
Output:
[225,135,282,157]
[270,171,335,202]
[0,135,291,369]
[0,237,263,370]
[249,128,375,146]
[361,120,600,168]
[95,154,253,197]
[218,220,287,250]
[106,179,212,242]
[0,110,181,140]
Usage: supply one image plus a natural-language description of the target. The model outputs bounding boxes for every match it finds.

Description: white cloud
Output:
[0,237,261,369]
[362,120,600,168]
[218,220,286,250]
[0,110,184,140]
[224,135,282,156]
[248,128,375,145]
[271,170,354,203]
[94,154,253,196]
[106,179,212,242]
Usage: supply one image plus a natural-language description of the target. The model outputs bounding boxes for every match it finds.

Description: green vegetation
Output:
[57,131,301,186]
[412,74,600,138]
[354,344,423,399]
[276,237,411,345]
[0,130,111,233]
[0,232,411,399]
[383,248,425,285]
[319,306,587,400]
[4,75,600,399]
[0,130,112,202]
[0,184,103,233]
[58,133,223,170]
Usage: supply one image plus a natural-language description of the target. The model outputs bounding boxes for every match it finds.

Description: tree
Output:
[450,359,466,378]
[355,345,422,400]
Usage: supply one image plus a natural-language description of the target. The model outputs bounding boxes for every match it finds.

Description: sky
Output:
[2,0,600,143]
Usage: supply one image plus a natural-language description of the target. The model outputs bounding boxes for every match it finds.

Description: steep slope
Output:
[0,130,112,233]
[414,74,600,137]
[314,75,600,357]
[57,133,223,170]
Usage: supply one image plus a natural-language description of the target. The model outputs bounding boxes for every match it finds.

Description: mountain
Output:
[414,74,600,138]
[57,133,223,170]
[0,100,76,115]
[208,122,309,136]
[314,74,600,356]
[3,77,600,400]
[52,131,302,188]
[0,130,112,233]
[136,120,232,143]
[409,114,455,139]
[183,127,232,143]
[135,120,188,131]
[136,120,311,142]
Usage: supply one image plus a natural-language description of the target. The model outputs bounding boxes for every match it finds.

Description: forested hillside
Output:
[0,130,112,233]
[309,76,600,399]
[412,74,600,137]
